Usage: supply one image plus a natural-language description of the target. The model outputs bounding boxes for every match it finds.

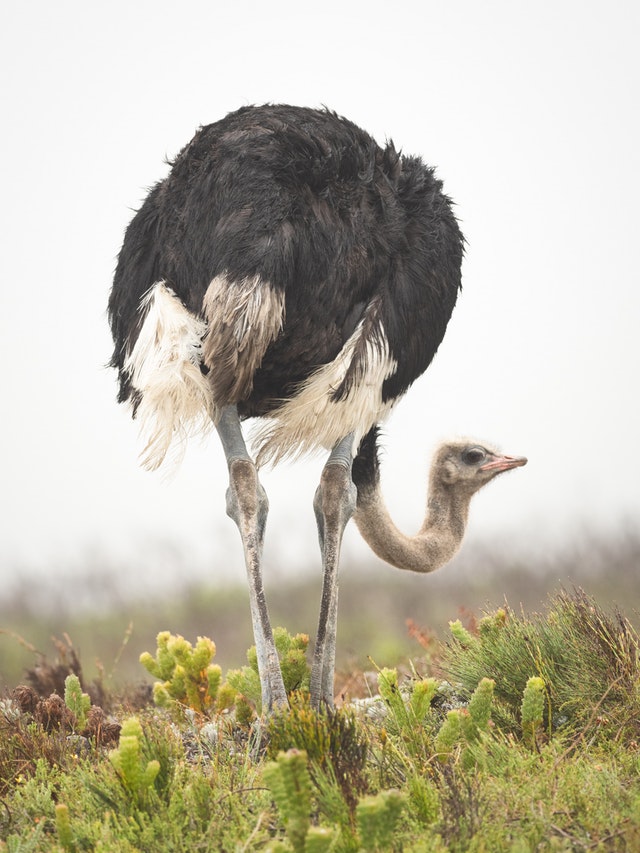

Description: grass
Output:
[2,586,640,851]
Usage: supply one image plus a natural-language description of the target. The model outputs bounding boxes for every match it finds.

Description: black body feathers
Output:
[108,105,464,477]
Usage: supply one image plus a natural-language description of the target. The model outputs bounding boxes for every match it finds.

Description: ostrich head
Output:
[432,441,528,497]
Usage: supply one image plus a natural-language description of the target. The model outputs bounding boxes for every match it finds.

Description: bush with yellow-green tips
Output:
[140,631,225,716]
[449,619,477,648]
[467,676,495,732]
[435,709,463,759]
[521,676,546,747]
[409,677,439,722]
[63,674,90,731]
[109,717,159,798]
[356,790,405,851]
[262,749,311,853]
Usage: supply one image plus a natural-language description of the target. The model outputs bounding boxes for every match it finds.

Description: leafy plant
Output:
[108,717,160,801]
[263,749,409,853]
[441,588,640,741]
[267,692,369,815]
[226,627,310,716]
[521,676,547,748]
[448,619,477,648]
[356,789,405,852]
[140,631,230,716]
[5,589,640,851]
[55,803,75,852]
[63,674,90,732]
[377,667,439,735]
[263,749,314,852]
[434,708,463,759]
[433,677,495,770]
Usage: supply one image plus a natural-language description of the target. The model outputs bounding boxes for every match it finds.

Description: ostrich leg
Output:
[310,433,357,708]
[216,405,288,712]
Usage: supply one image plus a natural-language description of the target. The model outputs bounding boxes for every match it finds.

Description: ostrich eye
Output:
[462,447,486,465]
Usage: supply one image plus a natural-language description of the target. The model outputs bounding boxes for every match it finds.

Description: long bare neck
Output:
[353,473,472,574]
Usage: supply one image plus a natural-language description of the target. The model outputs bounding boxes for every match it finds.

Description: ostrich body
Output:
[108,105,525,711]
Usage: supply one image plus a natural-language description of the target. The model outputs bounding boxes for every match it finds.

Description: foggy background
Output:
[1,1,638,612]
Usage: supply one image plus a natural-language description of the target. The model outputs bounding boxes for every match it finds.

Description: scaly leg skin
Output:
[310,434,357,709]
[216,406,288,713]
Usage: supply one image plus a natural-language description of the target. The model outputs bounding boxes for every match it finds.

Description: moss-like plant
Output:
[55,802,75,852]
[265,828,335,853]
[375,666,439,766]
[449,619,477,648]
[407,773,440,826]
[521,676,546,748]
[410,676,440,722]
[434,708,464,760]
[377,667,438,732]
[140,631,229,716]
[299,827,335,853]
[109,717,160,800]
[63,674,90,732]
[356,789,405,852]
[263,749,316,852]
[434,678,495,768]
[226,627,310,715]
[466,677,495,735]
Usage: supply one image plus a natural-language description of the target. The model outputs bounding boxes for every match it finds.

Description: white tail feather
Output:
[124,282,214,470]
[252,317,398,466]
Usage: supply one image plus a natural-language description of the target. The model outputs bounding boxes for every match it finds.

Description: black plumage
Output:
[109,104,463,441]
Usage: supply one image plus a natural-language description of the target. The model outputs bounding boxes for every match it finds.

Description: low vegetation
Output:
[2,587,640,850]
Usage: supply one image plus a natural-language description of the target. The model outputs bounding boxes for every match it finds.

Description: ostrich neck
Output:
[353,478,471,574]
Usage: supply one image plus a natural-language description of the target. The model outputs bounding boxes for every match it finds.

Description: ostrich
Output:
[108,104,526,712]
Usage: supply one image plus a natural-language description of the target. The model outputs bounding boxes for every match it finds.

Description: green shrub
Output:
[226,627,310,716]
[63,674,90,732]
[441,588,640,742]
[109,717,160,801]
[267,692,369,815]
[140,631,228,716]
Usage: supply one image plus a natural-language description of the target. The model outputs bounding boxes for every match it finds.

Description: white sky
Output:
[1,1,638,594]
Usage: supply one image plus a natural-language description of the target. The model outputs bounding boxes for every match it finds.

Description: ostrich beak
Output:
[480,453,528,473]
